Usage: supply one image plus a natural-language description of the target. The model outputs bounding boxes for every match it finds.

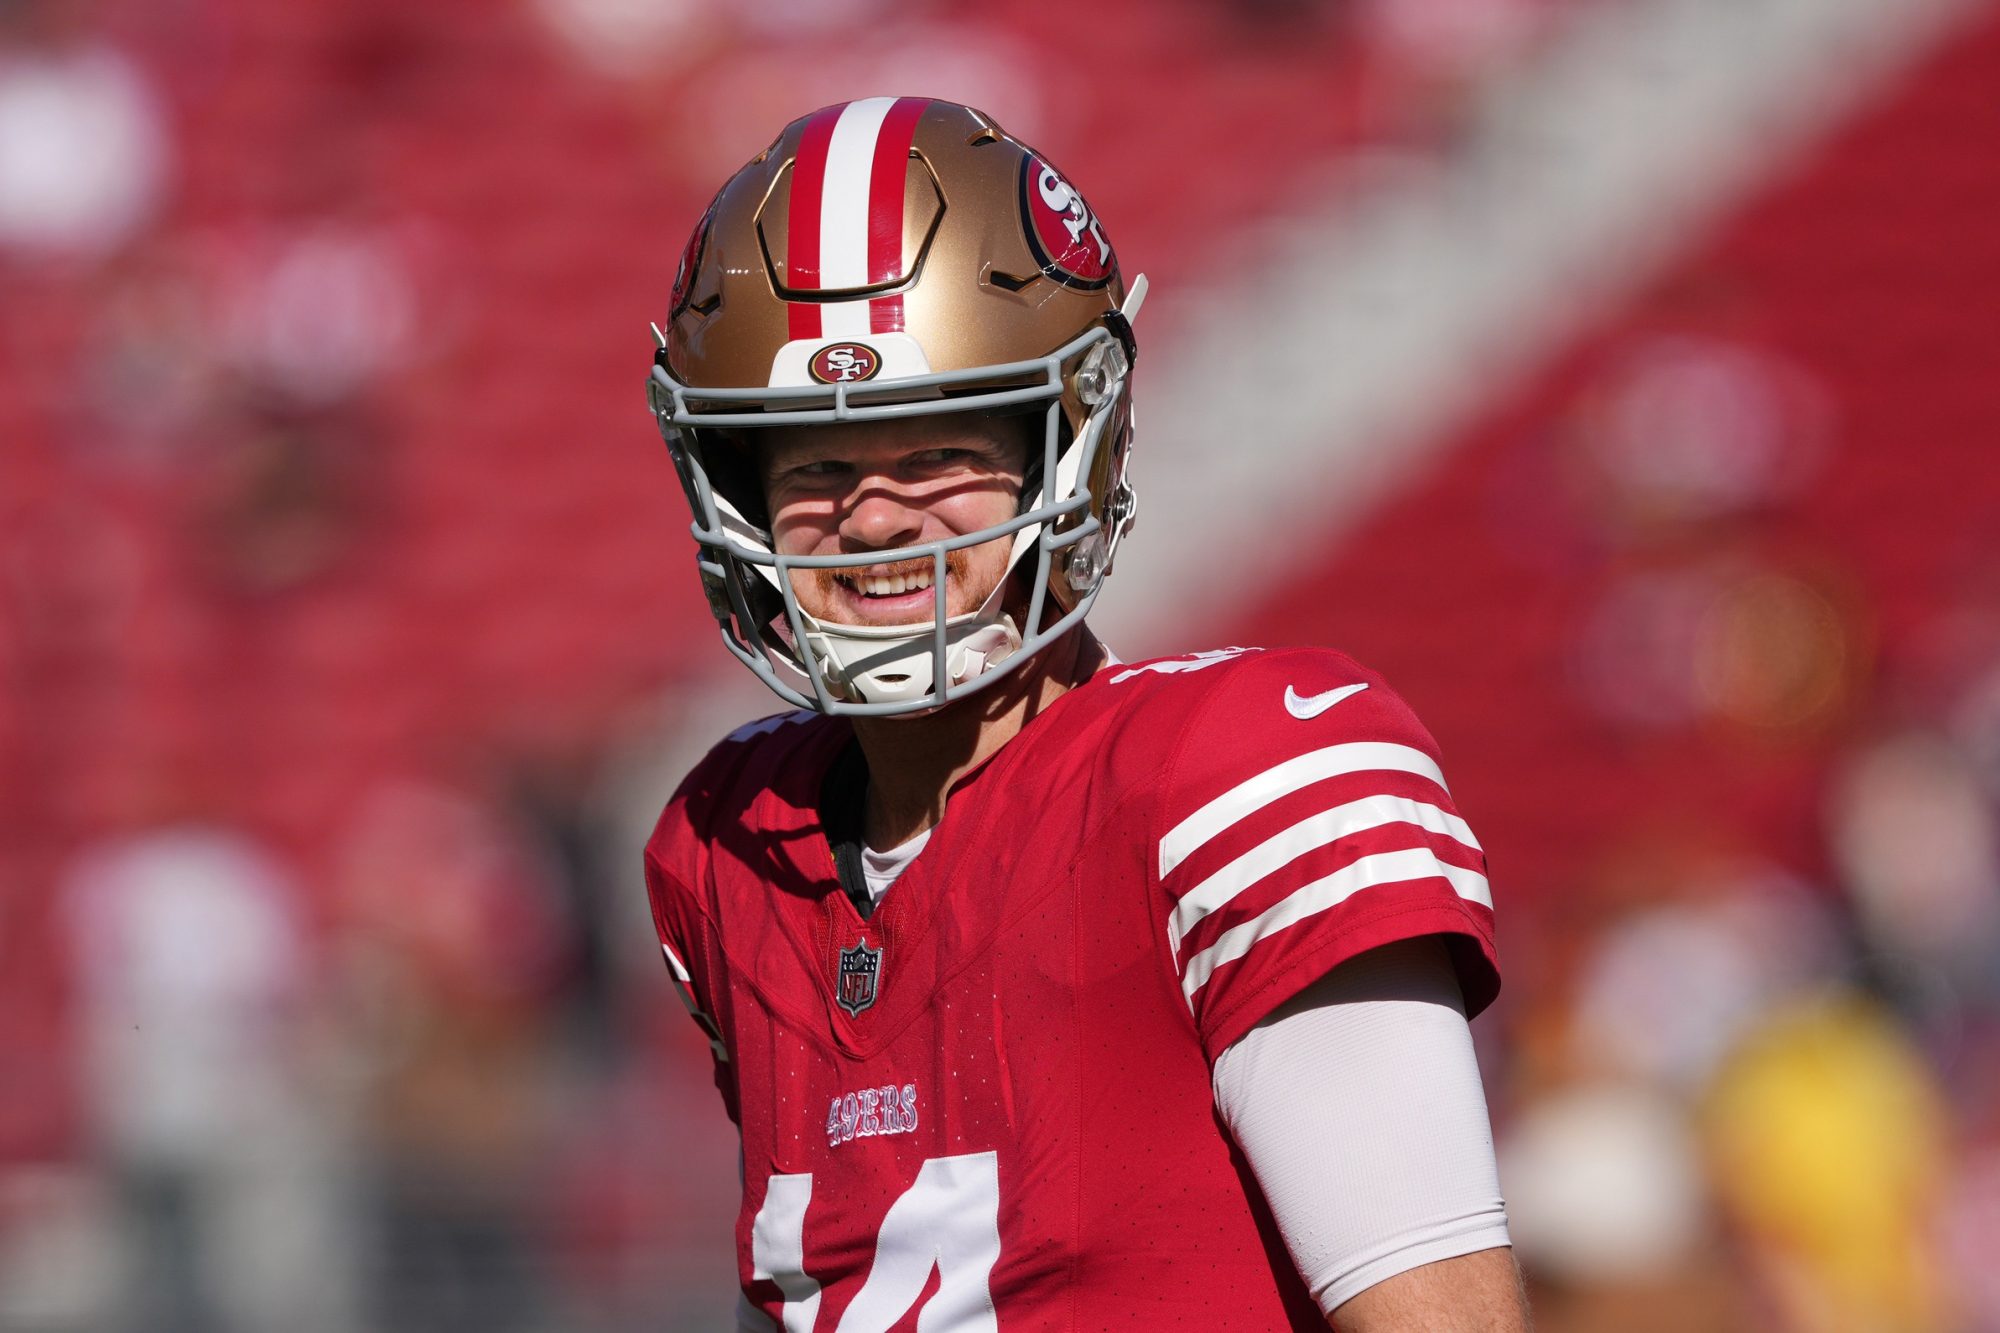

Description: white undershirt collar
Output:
[859,827,931,905]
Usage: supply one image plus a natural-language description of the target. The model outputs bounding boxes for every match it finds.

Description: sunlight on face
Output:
[757,414,1031,628]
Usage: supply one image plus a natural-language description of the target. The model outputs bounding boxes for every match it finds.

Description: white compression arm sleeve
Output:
[1211,937,1512,1315]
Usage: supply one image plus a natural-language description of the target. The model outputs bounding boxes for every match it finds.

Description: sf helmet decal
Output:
[808,341,882,384]
[1018,154,1115,289]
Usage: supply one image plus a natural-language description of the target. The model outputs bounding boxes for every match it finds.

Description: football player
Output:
[644,97,1527,1331]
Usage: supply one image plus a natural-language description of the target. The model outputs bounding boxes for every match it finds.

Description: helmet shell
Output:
[665,98,1128,413]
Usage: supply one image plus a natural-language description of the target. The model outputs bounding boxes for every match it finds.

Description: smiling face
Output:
[756,414,1032,629]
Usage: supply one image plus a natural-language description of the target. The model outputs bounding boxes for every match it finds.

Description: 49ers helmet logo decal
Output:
[1018,155,1115,290]
[808,342,882,384]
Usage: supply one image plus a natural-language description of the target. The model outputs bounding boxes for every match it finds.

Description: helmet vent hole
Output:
[966,127,1000,147]
[986,269,1036,293]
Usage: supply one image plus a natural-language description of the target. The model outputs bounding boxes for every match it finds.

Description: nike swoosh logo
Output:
[1284,682,1370,719]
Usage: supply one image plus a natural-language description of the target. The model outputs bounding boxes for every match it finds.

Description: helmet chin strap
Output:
[793,574,1024,707]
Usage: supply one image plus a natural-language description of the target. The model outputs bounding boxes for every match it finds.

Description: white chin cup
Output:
[799,608,1023,707]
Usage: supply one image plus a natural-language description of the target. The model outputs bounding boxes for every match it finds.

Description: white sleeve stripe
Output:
[1181,848,1491,1001]
[661,943,730,1064]
[1168,796,1480,955]
[1159,742,1449,879]
[675,994,731,1067]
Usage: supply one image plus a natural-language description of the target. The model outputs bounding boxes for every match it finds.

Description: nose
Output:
[839,475,926,552]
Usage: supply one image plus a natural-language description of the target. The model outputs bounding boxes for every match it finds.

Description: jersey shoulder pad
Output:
[1147,644,1459,867]
[1179,644,1441,759]
[646,708,839,892]
[1094,644,1441,775]
[1133,646,1496,1056]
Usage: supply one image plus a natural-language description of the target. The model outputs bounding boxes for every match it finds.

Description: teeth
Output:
[841,570,935,597]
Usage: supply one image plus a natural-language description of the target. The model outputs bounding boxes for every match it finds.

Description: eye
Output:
[792,458,851,478]
[910,447,975,467]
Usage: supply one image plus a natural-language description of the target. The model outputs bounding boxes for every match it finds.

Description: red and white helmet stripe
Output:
[784,96,931,342]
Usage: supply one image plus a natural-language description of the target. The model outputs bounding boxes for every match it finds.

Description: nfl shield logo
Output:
[836,938,883,1017]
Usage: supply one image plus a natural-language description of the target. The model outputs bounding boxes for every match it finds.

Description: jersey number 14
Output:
[751,1151,1002,1332]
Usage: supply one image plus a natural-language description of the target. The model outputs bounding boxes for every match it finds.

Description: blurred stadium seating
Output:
[3,0,1997,1327]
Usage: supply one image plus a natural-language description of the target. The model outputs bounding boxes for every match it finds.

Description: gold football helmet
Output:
[648,97,1146,715]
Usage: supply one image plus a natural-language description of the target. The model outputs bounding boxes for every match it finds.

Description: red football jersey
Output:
[645,645,1500,1330]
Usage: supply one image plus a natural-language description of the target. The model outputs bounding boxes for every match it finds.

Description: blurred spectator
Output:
[1828,730,2000,1006]
[192,399,379,597]
[58,805,354,1333]
[71,239,218,469]
[1570,332,1831,541]
[330,776,567,1332]
[539,1017,745,1329]
[1499,1081,1710,1299]
[1938,1145,2000,1331]
[1566,864,1842,1095]
[0,1166,126,1330]
[528,0,717,81]
[1943,614,2000,800]
[1701,998,1953,1333]
[205,216,429,409]
[0,7,169,264]
[1349,0,1557,144]
[1570,551,1867,737]
[68,207,437,474]
[493,725,628,1062]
